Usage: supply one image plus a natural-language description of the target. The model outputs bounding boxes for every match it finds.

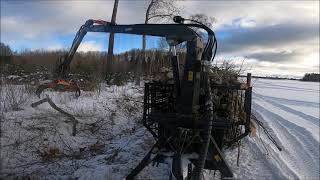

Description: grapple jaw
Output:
[35,79,80,98]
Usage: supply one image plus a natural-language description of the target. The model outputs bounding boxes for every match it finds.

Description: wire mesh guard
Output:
[143,82,175,138]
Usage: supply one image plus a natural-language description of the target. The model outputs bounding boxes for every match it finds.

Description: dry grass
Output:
[0,83,31,112]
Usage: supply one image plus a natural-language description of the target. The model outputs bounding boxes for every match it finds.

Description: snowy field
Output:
[248,78,320,180]
[0,78,319,180]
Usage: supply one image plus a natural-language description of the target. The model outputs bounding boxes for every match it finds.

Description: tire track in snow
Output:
[246,137,295,180]
[253,101,320,179]
[253,92,319,127]
[253,94,319,108]
[251,111,300,179]
[224,137,291,180]
[255,81,319,93]
[253,100,319,164]
[254,85,318,93]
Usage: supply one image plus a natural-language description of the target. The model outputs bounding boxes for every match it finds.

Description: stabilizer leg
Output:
[172,153,183,180]
[207,136,233,178]
[189,136,233,179]
[126,142,160,180]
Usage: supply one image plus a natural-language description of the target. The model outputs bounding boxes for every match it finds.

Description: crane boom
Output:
[56,19,203,76]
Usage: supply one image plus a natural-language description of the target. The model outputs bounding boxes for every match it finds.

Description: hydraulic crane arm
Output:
[56,19,200,77]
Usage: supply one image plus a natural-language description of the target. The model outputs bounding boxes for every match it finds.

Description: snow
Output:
[0,83,152,179]
[7,75,20,79]
[1,79,319,180]
[251,78,320,180]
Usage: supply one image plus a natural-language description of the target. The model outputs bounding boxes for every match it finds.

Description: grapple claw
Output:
[36,79,81,98]
[36,84,48,98]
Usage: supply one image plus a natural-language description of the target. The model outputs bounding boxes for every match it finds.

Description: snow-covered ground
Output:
[249,78,320,180]
[0,79,319,179]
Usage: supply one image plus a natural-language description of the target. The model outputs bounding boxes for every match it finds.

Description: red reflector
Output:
[93,19,109,25]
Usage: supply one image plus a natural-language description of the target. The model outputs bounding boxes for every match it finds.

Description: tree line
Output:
[301,73,320,82]
[0,42,186,78]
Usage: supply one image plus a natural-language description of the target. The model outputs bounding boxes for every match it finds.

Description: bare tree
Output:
[0,42,13,56]
[106,0,120,74]
[189,13,216,28]
[0,42,13,65]
[135,0,181,85]
[188,13,217,48]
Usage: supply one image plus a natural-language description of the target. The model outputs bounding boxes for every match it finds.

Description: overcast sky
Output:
[1,0,319,77]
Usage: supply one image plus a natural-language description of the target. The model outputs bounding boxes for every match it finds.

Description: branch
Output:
[145,0,180,23]
[147,14,173,21]
[31,96,78,136]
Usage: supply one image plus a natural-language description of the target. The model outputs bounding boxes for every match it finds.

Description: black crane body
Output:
[54,17,253,180]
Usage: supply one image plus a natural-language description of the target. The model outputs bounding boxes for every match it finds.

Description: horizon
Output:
[1,0,319,77]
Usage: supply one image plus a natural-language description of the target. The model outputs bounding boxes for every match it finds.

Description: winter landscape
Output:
[1,1,319,180]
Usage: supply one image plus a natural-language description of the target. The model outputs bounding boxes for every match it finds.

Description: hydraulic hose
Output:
[178,18,217,62]
[192,76,213,180]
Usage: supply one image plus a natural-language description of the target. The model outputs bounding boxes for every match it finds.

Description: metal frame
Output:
[131,74,252,179]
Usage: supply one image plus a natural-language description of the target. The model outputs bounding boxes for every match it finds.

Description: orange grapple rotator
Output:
[36,79,80,98]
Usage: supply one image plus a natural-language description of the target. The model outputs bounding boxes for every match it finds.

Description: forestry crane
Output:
[37,16,254,180]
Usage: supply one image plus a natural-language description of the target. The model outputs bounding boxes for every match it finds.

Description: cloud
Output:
[0,0,319,76]
[0,1,146,40]
[77,41,103,52]
[232,18,256,28]
[216,56,318,77]
[218,21,318,53]
[246,50,298,63]
[46,44,64,51]
[215,20,319,68]
[180,1,319,29]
